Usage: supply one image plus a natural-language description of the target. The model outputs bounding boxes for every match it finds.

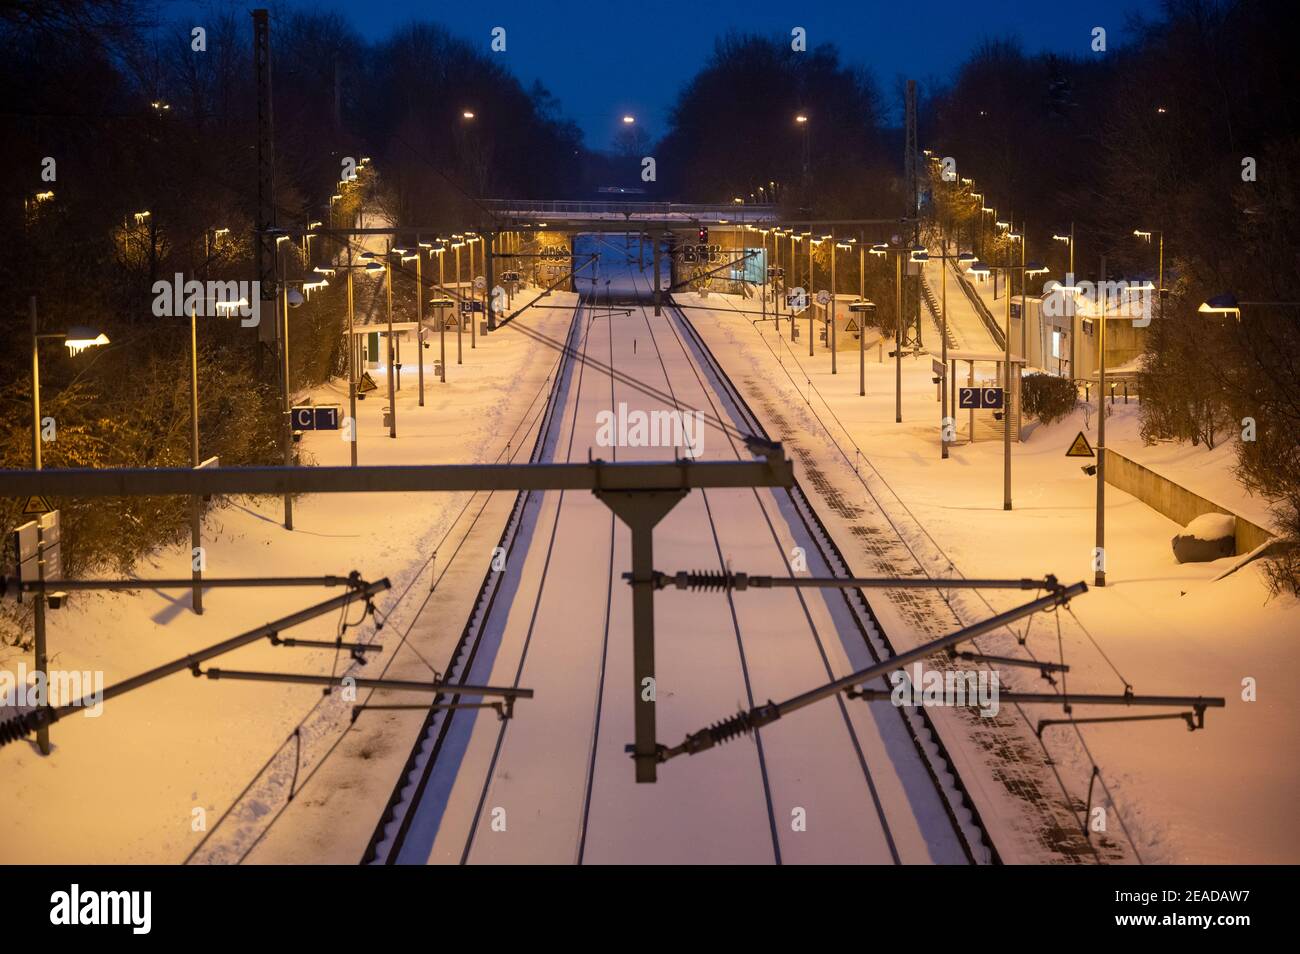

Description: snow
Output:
[679,290,1300,864]
[1184,512,1236,541]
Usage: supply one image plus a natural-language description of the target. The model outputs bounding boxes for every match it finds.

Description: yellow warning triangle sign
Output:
[23,495,52,515]
[1065,431,1095,458]
[844,318,859,333]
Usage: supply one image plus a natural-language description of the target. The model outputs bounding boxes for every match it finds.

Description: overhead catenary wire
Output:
[680,289,1154,861]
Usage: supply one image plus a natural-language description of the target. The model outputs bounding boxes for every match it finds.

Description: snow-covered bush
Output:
[1020,373,1077,425]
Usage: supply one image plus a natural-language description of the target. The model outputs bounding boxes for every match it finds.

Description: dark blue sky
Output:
[179,0,1150,146]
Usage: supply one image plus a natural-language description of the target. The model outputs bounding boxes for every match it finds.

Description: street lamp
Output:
[1052,226,1077,379]
[970,257,1046,510]
[807,235,826,357]
[451,240,466,364]
[383,248,400,438]
[1199,292,1300,320]
[427,241,451,384]
[913,243,976,459]
[28,297,109,755]
[868,240,909,421]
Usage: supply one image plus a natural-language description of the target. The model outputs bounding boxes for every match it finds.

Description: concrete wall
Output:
[1103,448,1273,554]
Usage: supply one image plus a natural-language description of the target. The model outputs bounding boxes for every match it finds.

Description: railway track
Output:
[368,245,987,863]
[364,299,589,864]
[665,295,993,863]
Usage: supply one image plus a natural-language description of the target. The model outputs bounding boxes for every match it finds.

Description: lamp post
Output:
[384,249,397,438]
[871,240,908,422]
[467,232,482,349]
[430,242,449,383]
[1052,225,1076,379]
[452,239,465,364]
[272,232,303,530]
[808,235,825,358]
[911,243,976,459]
[333,253,390,466]
[184,288,256,612]
[968,257,1047,509]
[28,296,109,756]
[402,245,426,405]
[830,236,852,374]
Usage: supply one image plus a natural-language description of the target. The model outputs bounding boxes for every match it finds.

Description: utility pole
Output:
[1096,255,1107,586]
[905,79,920,350]
[252,9,278,369]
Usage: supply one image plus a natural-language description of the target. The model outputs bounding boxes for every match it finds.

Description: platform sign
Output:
[292,404,343,431]
[460,300,484,314]
[787,287,808,314]
[1065,431,1095,457]
[12,510,61,603]
[849,299,876,313]
[958,387,1004,410]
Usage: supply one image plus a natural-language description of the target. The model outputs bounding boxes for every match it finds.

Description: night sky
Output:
[172,0,1150,147]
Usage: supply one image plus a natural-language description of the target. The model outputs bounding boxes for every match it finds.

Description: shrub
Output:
[1020,373,1078,425]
